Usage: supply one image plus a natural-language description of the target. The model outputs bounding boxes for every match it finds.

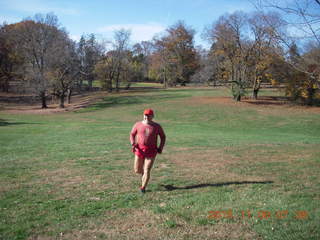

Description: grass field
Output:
[0,87,319,240]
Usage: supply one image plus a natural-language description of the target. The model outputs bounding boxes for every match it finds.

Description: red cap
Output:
[143,108,154,116]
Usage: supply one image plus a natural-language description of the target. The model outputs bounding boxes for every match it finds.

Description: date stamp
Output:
[208,209,309,220]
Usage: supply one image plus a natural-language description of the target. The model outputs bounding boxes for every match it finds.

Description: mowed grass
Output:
[0,87,320,240]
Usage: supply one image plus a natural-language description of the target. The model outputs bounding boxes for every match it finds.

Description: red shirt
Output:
[130,121,166,150]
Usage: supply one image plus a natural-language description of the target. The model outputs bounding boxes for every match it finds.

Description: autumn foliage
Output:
[1,2,320,107]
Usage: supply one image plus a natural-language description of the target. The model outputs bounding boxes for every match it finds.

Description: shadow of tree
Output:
[82,93,188,112]
[243,96,320,107]
[0,119,37,127]
[125,86,216,93]
[160,180,273,191]
[243,96,290,106]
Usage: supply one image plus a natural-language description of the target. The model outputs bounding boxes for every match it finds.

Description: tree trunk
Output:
[88,78,93,90]
[213,78,217,87]
[67,89,72,104]
[163,81,167,89]
[125,83,131,90]
[163,70,167,89]
[306,87,315,105]
[252,74,261,100]
[107,80,113,92]
[59,94,65,108]
[1,76,10,92]
[79,78,83,91]
[51,94,57,104]
[115,72,120,92]
[253,89,259,100]
[236,94,241,101]
[40,91,47,109]
[3,78,9,92]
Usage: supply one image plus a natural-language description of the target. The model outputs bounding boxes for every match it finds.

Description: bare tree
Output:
[76,35,86,91]
[254,0,320,104]
[94,29,131,92]
[255,0,320,45]
[49,33,78,108]
[83,34,104,90]
[247,11,284,99]
[13,13,63,108]
[204,12,250,101]
[191,48,224,86]
[113,29,131,91]
[151,36,169,87]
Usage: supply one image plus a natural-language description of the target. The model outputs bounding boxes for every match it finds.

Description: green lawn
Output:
[0,87,319,240]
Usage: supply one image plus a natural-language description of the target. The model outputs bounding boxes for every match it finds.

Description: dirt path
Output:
[0,91,107,114]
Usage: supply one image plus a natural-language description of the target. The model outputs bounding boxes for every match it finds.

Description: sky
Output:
[0,0,256,48]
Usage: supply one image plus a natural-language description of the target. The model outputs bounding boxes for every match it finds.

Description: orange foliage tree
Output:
[151,21,199,87]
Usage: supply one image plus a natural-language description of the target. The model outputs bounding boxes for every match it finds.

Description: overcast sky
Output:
[0,0,256,47]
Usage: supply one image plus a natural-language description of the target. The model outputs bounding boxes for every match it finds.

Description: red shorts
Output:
[134,145,157,159]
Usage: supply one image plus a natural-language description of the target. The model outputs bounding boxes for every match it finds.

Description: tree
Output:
[95,29,131,92]
[132,40,154,82]
[256,0,320,45]
[204,10,288,101]
[283,43,320,104]
[204,12,250,101]
[152,21,199,87]
[247,11,284,99]
[76,35,86,90]
[77,34,103,90]
[113,29,131,91]
[11,13,64,108]
[130,51,145,82]
[0,23,24,92]
[48,33,78,108]
[94,54,114,92]
[191,47,224,86]
[255,0,320,104]
[150,37,170,87]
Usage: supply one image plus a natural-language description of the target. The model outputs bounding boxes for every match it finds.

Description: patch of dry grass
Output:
[58,208,259,240]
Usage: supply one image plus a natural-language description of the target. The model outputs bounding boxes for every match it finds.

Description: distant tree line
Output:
[0,0,319,107]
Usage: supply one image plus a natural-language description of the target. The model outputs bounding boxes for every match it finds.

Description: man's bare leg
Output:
[134,155,144,175]
[141,157,155,189]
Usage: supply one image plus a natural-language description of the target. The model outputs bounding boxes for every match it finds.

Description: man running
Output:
[130,109,166,193]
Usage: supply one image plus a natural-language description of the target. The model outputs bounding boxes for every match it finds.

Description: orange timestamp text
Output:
[207,209,309,220]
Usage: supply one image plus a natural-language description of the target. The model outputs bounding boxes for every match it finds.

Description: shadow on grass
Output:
[81,93,188,112]
[126,86,216,93]
[243,96,290,106]
[243,96,320,107]
[125,86,163,92]
[161,180,273,191]
[0,119,37,126]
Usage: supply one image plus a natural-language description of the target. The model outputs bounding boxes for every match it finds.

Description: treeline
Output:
[0,1,319,108]
[0,13,200,108]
